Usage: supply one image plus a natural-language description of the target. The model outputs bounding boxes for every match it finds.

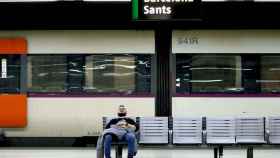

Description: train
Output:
[1,30,280,141]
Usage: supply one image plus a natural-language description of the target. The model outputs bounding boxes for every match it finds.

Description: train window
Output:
[0,55,21,93]
[27,55,68,92]
[27,54,152,95]
[260,56,280,93]
[176,55,244,93]
[67,55,85,92]
[84,54,151,94]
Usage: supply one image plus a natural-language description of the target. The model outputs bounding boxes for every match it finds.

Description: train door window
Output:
[259,56,280,93]
[27,55,68,92]
[84,54,151,94]
[0,55,21,93]
[176,55,243,93]
[135,55,152,93]
[67,55,85,92]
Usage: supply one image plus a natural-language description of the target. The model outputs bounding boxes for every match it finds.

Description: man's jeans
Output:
[104,133,136,158]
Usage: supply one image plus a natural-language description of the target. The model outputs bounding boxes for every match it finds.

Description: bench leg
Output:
[218,146,223,158]
[247,147,253,158]
[116,145,123,158]
[214,147,218,158]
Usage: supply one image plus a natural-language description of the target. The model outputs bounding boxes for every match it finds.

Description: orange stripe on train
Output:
[0,38,27,54]
[0,95,27,128]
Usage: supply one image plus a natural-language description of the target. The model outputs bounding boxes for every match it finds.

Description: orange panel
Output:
[0,94,27,127]
[0,38,27,54]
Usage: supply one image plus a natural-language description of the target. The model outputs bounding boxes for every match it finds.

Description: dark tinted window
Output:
[27,54,152,95]
[84,54,151,94]
[176,55,244,93]
[27,55,67,92]
[260,56,280,93]
[0,55,21,93]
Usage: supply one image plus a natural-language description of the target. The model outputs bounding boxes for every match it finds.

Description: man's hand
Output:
[127,124,136,130]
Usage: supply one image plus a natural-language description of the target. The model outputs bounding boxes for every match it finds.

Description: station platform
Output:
[0,147,279,158]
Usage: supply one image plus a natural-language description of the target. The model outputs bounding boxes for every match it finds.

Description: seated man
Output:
[102,105,139,158]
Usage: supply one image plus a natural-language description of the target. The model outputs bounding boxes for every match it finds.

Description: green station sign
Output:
[132,0,201,21]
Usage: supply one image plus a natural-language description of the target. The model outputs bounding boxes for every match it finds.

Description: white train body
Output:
[0,30,155,137]
[1,30,280,137]
[173,30,280,118]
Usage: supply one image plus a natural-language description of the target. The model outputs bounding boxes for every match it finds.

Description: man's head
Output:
[118,105,127,117]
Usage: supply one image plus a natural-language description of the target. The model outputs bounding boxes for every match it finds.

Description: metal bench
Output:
[102,117,137,158]
[206,117,236,158]
[172,117,202,144]
[100,116,280,158]
[267,116,280,144]
[102,117,168,157]
[236,117,266,144]
[206,117,236,144]
[139,117,169,144]
[236,117,266,158]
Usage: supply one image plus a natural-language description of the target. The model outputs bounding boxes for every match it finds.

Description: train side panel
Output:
[6,97,155,137]
[173,97,280,117]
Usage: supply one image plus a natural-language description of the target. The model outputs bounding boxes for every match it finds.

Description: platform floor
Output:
[0,148,279,158]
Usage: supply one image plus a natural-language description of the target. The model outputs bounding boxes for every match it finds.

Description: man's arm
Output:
[105,118,119,129]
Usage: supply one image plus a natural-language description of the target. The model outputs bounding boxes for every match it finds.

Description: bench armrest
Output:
[265,129,270,143]
[202,130,207,144]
